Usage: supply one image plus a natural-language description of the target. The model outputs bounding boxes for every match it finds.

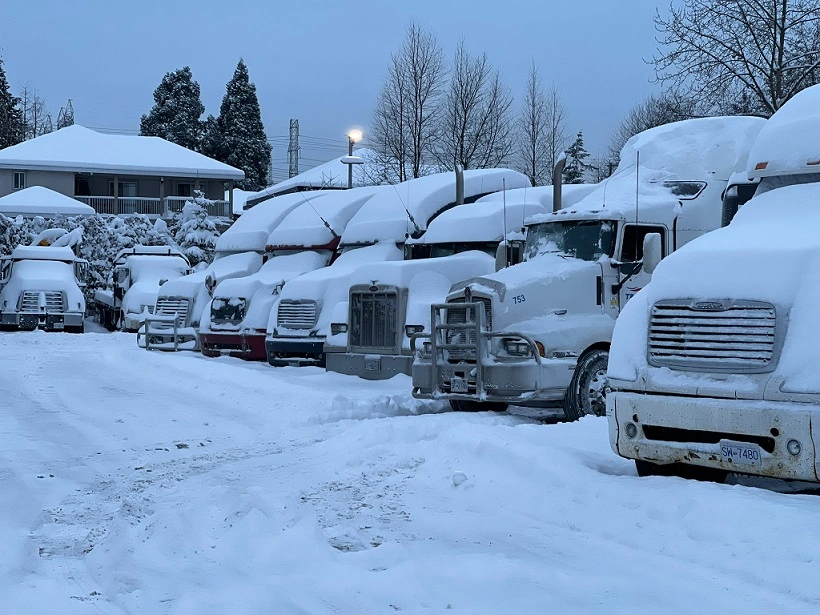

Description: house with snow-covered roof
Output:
[0,125,245,220]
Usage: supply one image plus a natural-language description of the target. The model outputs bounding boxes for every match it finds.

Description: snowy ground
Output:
[2,331,820,614]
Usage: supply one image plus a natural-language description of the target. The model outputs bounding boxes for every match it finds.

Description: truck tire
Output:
[635,460,727,483]
[563,348,609,421]
[449,399,508,413]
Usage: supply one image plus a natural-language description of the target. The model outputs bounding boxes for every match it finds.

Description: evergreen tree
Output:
[563,131,592,184]
[173,191,220,266]
[0,58,23,149]
[211,59,272,191]
[140,66,205,151]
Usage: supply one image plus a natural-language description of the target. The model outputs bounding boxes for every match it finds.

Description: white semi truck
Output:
[198,186,382,360]
[411,116,766,416]
[0,245,88,332]
[265,169,530,368]
[139,191,328,350]
[93,246,191,331]
[607,84,820,483]
[324,183,596,379]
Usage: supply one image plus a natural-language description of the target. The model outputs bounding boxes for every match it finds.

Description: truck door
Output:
[617,224,667,306]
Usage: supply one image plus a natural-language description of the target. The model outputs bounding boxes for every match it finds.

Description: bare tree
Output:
[653,0,820,116]
[607,90,696,167]
[19,85,50,140]
[516,61,548,185]
[371,22,445,181]
[544,83,567,183]
[436,40,514,170]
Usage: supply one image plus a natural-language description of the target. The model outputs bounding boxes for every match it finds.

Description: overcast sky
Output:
[3,0,666,183]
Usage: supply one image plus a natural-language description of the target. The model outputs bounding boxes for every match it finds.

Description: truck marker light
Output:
[625,423,638,438]
[535,341,546,357]
[331,323,348,335]
[754,161,768,170]
[787,439,802,456]
[808,159,820,166]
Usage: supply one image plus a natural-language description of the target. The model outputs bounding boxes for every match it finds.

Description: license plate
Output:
[719,440,762,467]
[364,357,381,372]
[450,377,468,393]
[53,322,64,329]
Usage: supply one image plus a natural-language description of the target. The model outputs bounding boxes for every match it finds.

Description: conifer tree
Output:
[140,66,205,151]
[563,131,592,184]
[210,59,271,191]
[0,58,23,149]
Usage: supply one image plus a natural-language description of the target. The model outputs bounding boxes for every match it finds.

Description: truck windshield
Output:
[524,220,617,262]
[405,242,498,260]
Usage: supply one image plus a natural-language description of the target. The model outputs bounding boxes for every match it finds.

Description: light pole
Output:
[343,129,363,189]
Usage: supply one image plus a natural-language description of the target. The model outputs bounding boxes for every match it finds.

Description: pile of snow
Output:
[0,125,243,179]
[0,186,95,217]
[341,169,530,246]
[215,191,329,255]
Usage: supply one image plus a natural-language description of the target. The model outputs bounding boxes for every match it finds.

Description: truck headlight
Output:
[405,324,424,338]
[331,323,347,335]
[422,341,432,357]
[503,338,531,357]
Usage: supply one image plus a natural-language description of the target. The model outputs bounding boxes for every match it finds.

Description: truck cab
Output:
[264,169,530,368]
[607,83,820,483]
[0,245,88,333]
[412,116,766,416]
[94,245,191,331]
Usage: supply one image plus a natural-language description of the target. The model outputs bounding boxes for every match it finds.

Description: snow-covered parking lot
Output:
[2,330,820,613]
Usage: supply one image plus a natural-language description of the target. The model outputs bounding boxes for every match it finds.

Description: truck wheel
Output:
[635,460,727,483]
[563,348,609,421]
[449,399,508,413]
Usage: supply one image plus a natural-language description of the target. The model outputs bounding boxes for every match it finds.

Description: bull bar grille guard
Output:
[138,314,192,351]
[411,302,542,399]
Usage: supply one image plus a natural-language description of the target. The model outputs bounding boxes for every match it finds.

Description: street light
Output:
[342,129,364,189]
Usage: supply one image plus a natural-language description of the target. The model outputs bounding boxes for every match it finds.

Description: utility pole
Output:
[288,119,299,178]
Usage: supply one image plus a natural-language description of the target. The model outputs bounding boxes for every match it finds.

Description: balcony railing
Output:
[74,196,231,219]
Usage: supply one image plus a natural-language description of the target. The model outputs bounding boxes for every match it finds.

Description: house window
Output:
[108,181,138,197]
[177,183,192,198]
[13,172,25,190]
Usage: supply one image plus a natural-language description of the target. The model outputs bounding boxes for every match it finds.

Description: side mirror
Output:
[642,233,662,275]
[494,241,508,272]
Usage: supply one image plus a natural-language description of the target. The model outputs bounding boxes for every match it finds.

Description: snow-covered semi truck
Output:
[607,84,820,483]
[411,116,766,416]
[93,246,191,331]
[265,169,530,368]
[198,187,383,359]
[0,245,88,332]
[324,182,588,379]
[139,191,329,350]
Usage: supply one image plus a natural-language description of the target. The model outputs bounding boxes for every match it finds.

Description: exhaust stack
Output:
[455,164,464,205]
[552,155,566,213]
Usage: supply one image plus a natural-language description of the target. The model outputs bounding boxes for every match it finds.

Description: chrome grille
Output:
[649,300,777,373]
[277,300,317,329]
[153,297,190,326]
[444,297,492,361]
[19,291,64,312]
[350,292,397,349]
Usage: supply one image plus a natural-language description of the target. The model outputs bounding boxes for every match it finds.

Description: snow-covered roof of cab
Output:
[0,186,95,217]
[341,169,530,245]
[267,186,383,249]
[215,191,330,254]
[747,84,820,179]
[9,245,79,262]
[475,184,596,211]
[0,125,244,180]
[527,116,766,225]
[114,245,187,262]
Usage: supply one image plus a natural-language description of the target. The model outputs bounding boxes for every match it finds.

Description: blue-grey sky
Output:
[3,0,665,183]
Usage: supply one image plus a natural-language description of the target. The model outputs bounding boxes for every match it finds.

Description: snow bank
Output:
[0,186,95,217]
[341,169,530,245]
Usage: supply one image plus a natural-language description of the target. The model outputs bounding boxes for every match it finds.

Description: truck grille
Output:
[649,300,777,372]
[277,300,317,329]
[19,291,64,312]
[153,297,190,326]
[444,297,492,362]
[211,297,247,326]
[350,291,397,349]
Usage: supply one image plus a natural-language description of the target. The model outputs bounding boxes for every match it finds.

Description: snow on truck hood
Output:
[340,169,530,245]
[214,251,329,299]
[0,260,85,310]
[158,252,261,298]
[215,191,329,254]
[609,182,820,392]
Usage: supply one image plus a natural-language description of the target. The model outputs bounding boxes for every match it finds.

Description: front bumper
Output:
[138,324,198,351]
[326,351,412,380]
[266,337,326,367]
[608,391,820,482]
[411,356,575,404]
[1,311,83,331]
[200,331,266,360]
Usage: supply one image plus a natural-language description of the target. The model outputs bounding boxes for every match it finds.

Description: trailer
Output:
[411,116,766,416]
[607,84,820,483]
[264,169,531,368]
[0,245,88,333]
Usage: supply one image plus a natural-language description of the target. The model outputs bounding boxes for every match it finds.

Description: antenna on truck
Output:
[392,183,421,238]
[298,191,339,240]
[635,150,640,260]
[502,178,509,267]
